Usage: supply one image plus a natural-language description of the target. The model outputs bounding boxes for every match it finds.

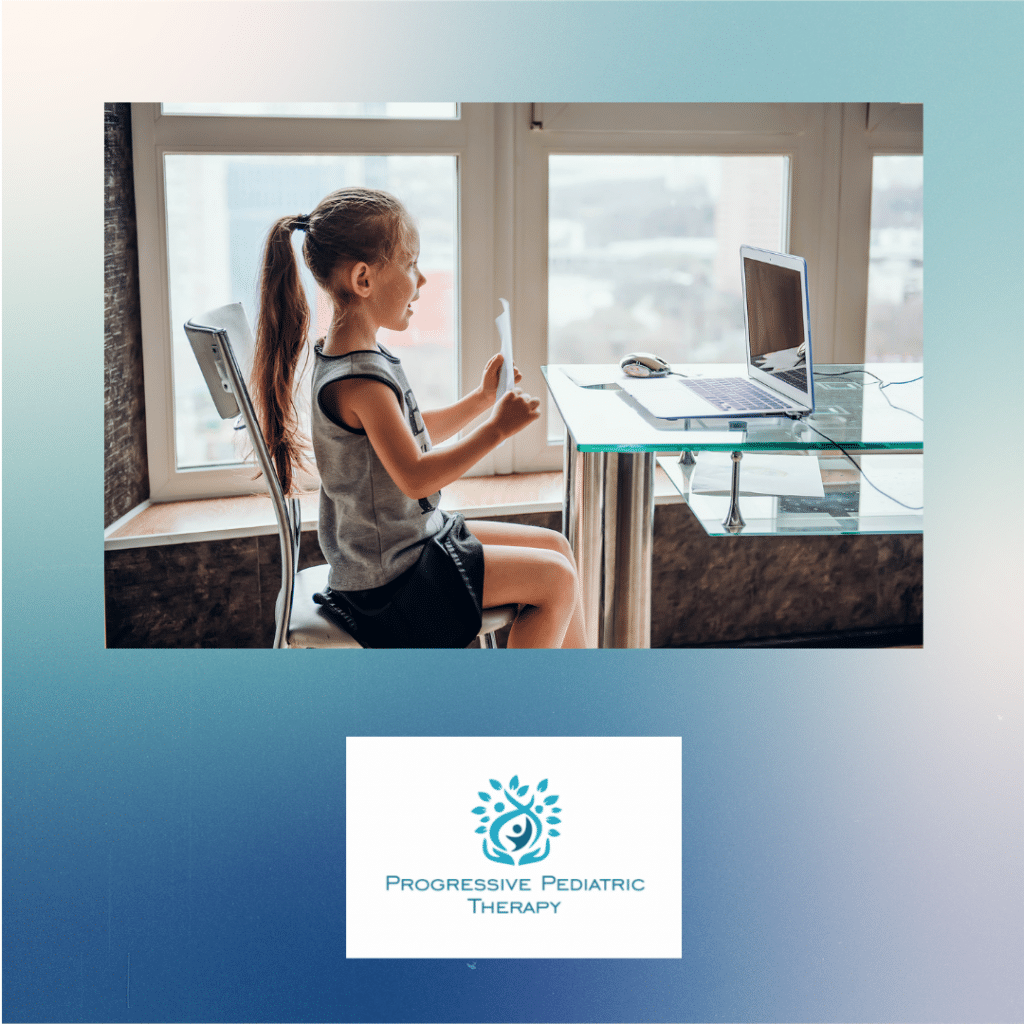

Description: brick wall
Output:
[104,102,149,527]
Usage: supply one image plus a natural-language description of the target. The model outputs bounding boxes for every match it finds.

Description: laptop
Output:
[618,245,815,420]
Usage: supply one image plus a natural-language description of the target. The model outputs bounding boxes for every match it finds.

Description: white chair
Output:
[184,303,515,649]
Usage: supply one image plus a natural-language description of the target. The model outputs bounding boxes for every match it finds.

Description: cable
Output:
[805,369,923,508]
[799,419,923,511]
[813,368,923,420]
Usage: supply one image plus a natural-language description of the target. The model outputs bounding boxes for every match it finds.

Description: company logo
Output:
[471,775,562,866]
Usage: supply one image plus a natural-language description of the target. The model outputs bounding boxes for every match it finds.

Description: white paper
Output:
[691,452,825,497]
[495,297,514,400]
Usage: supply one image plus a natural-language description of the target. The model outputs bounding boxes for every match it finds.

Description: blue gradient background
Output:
[3,3,1022,1021]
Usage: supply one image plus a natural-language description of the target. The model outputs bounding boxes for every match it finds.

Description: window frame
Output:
[132,102,500,500]
[131,102,922,492]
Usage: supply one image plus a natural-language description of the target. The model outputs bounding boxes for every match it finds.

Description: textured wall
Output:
[104,102,148,527]
[104,531,327,648]
[650,502,923,647]
[105,508,922,648]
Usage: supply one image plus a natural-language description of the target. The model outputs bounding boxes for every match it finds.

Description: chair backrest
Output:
[184,303,299,648]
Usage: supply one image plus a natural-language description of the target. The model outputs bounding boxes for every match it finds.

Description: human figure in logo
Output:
[251,188,588,648]
[507,818,533,851]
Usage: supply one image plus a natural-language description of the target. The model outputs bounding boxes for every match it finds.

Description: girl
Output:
[251,187,587,649]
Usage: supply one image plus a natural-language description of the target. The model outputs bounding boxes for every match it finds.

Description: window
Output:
[866,155,923,362]
[132,103,496,499]
[547,153,789,440]
[164,153,457,470]
[131,103,921,494]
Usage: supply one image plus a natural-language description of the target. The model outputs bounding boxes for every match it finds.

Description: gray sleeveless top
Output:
[311,343,444,591]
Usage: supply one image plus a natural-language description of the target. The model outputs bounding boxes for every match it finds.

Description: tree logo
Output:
[471,775,562,866]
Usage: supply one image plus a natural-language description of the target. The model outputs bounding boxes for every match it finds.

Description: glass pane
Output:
[865,155,923,362]
[165,154,457,470]
[548,154,788,439]
[161,102,457,119]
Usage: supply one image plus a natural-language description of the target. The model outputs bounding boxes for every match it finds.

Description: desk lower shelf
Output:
[658,453,924,537]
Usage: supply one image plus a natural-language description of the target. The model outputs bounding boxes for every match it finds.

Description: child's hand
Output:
[479,354,523,404]
[489,388,541,439]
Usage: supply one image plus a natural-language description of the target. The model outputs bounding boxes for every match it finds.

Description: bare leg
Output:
[468,520,588,649]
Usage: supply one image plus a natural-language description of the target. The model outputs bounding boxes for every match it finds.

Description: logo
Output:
[471,775,562,866]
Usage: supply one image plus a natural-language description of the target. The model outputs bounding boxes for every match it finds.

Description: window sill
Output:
[104,470,685,550]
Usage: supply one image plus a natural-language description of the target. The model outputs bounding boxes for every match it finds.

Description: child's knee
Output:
[555,531,575,563]
[538,528,574,563]
[545,550,579,600]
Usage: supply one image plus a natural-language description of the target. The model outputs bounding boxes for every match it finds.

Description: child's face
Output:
[371,226,426,333]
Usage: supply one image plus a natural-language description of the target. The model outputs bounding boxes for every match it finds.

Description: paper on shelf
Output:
[495,298,514,400]
[691,452,825,497]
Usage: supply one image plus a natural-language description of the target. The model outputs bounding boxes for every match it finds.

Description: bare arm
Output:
[320,375,539,500]
[421,353,522,443]
[420,389,491,444]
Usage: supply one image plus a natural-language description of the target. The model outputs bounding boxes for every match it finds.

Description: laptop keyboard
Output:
[682,378,789,413]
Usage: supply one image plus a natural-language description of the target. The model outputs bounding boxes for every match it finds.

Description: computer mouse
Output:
[620,352,672,378]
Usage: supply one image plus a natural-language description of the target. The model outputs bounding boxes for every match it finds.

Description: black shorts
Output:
[313,512,486,648]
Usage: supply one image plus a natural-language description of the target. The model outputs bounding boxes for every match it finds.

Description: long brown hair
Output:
[250,187,411,493]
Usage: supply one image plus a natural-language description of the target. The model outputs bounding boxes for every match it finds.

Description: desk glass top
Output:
[543,363,923,453]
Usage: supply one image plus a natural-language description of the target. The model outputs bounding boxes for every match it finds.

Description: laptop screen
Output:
[742,255,809,393]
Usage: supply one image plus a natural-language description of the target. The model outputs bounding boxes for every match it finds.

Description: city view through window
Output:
[547,154,788,438]
[866,155,923,362]
[165,154,456,470]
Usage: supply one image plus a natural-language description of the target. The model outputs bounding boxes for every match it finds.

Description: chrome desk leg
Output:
[602,452,655,648]
[722,450,746,533]
[563,437,604,650]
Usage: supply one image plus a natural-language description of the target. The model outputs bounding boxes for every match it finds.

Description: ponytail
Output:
[251,215,311,495]
[250,189,411,493]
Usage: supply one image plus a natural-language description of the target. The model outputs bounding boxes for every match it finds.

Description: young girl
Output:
[251,187,587,649]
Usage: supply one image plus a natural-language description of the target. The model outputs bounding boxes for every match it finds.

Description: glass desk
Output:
[543,363,923,649]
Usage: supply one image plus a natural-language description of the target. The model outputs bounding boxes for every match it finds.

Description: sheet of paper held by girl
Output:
[252,188,588,649]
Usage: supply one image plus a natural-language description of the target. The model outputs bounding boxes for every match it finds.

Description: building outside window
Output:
[547,153,788,440]
[865,154,923,363]
[165,153,457,470]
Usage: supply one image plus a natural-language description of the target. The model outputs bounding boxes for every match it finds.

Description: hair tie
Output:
[293,214,310,231]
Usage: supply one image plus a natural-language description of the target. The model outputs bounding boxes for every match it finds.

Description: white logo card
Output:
[346,736,682,958]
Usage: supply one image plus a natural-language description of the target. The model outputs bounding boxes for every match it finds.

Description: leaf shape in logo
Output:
[544,794,558,805]
[489,779,502,791]
[478,792,491,801]
[549,829,560,837]
[472,807,486,815]
[546,816,561,824]
[510,775,519,790]
[538,779,548,792]
[517,785,528,797]
[481,816,490,822]
[475,826,486,834]
[550,807,561,813]
[494,802,505,812]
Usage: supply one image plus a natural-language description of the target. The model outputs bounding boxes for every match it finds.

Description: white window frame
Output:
[836,103,924,367]
[132,102,922,492]
[132,102,500,500]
